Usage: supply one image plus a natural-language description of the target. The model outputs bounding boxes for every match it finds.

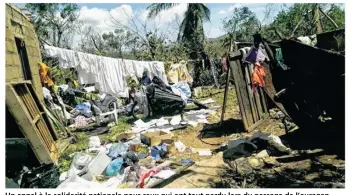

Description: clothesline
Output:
[44,45,168,98]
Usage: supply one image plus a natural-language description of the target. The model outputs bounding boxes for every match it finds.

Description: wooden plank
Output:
[17,84,52,150]
[229,51,254,128]
[58,137,74,156]
[25,83,59,141]
[247,118,266,132]
[234,59,255,127]
[243,62,259,122]
[44,107,69,139]
[6,84,53,164]
[32,114,40,124]
[36,121,52,150]
[220,66,231,126]
[229,53,249,129]
[16,85,36,119]
[13,86,51,148]
[259,87,269,116]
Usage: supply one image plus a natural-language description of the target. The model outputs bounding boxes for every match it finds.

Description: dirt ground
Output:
[158,87,289,188]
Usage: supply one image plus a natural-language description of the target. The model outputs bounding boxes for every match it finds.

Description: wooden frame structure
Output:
[228,50,269,132]
[6,82,59,164]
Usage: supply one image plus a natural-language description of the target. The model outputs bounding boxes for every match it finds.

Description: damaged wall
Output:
[5,3,43,101]
[5,4,58,167]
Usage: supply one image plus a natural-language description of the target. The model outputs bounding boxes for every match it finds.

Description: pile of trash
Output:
[38,57,222,189]
[220,132,345,188]
[58,111,218,188]
[55,95,217,188]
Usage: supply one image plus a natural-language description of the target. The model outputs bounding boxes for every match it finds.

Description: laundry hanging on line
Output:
[44,45,168,98]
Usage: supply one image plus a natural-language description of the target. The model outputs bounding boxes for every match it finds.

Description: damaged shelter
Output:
[5,3,60,188]
[218,29,345,188]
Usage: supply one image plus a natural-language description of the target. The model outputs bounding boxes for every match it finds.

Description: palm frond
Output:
[177,9,196,42]
[147,3,180,18]
[196,4,211,22]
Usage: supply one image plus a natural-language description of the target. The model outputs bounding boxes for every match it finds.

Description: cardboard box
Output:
[141,131,173,146]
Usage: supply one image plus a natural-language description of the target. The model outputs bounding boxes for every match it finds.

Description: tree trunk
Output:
[57,30,63,48]
[119,47,123,58]
[313,4,323,34]
[53,27,56,47]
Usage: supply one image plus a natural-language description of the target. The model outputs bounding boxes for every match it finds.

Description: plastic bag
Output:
[107,142,128,158]
[57,174,102,189]
[67,153,94,177]
[81,152,111,181]
[88,136,101,148]
[105,158,124,176]
[268,134,290,153]
[175,141,186,153]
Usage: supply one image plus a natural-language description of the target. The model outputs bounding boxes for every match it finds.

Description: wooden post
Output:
[220,42,237,127]
[220,60,231,127]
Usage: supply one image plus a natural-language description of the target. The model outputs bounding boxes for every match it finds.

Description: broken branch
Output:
[319,6,339,28]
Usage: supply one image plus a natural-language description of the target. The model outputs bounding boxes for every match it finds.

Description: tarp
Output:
[44,45,168,97]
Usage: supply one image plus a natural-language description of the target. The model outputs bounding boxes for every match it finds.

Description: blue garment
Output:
[75,103,91,111]
[141,76,151,85]
[150,144,168,160]
[180,158,194,165]
[171,82,191,102]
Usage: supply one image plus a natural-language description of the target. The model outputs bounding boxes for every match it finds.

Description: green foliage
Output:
[221,3,344,44]
[27,3,344,71]
[264,3,345,40]
[25,3,80,48]
[321,4,345,31]
[205,39,225,59]
[223,7,260,43]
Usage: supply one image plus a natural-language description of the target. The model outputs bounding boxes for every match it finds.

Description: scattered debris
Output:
[175,141,187,153]
[198,149,212,156]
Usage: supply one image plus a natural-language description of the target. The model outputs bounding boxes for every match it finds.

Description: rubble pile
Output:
[221,142,345,188]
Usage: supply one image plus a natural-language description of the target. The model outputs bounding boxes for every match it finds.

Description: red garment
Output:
[139,169,158,188]
[251,63,266,91]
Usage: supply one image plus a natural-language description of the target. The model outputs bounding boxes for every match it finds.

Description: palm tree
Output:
[147,3,210,58]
